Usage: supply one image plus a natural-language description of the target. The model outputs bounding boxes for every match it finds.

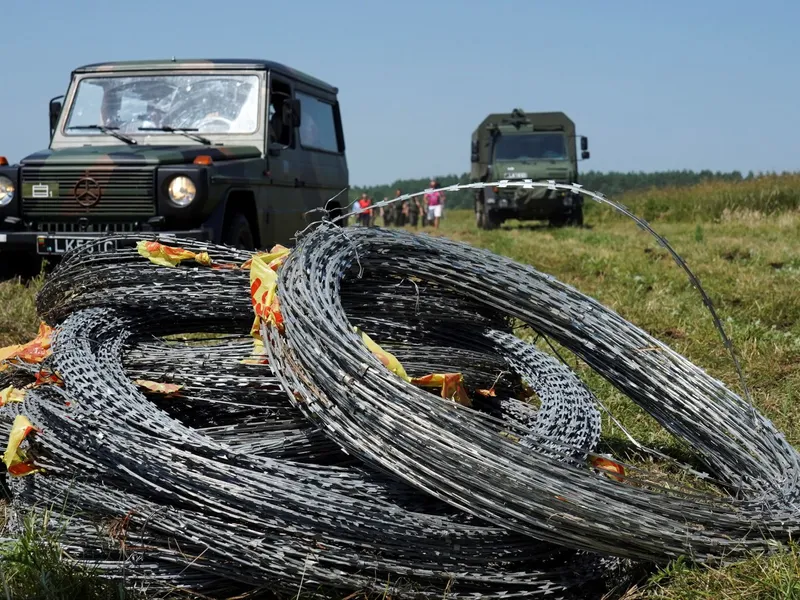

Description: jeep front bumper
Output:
[0,226,213,256]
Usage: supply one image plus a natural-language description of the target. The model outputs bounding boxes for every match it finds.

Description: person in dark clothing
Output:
[392,189,405,227]
[382,197,394,226]
[407,193,422,228]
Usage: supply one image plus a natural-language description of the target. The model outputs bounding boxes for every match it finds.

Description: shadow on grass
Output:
[498,222,595,232]
[0,254,57,285]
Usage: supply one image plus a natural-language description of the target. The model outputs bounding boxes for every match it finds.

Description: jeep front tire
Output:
[223,212,256,250]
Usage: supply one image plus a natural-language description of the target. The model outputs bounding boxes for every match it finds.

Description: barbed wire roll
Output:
[264,224,800,565]
[36,234,254,328]
[1,302,620,598]
[32,231,605,464]
[122,335,347,463]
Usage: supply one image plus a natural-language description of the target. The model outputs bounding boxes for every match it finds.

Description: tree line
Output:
[349,169,786,209]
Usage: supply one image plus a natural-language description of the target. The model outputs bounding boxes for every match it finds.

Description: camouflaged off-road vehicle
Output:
[471,109,590,229]
[0,58,348,265]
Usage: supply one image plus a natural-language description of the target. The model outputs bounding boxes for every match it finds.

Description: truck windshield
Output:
[493,133,567,161]
[64,73,261,137]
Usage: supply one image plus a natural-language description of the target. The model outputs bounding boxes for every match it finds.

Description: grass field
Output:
[1,175,800,598]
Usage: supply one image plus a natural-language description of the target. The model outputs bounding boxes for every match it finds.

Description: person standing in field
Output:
[424,179,445,229]
[393,189,405,227]
[370,195,378,227]
[407,191,421,228]
[357,192,372,226]
[381,196,394,227]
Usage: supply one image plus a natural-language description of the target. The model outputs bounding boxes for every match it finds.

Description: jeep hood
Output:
[20,145,262,166]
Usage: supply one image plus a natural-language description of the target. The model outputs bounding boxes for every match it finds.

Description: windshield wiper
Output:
[67,125,138,145]
[138,126,212,145]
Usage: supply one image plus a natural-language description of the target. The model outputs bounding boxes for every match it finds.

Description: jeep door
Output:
[293,86,349,222]
[264,72,307,247]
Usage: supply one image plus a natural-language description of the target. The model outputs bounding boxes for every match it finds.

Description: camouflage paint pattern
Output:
[0,59,348,253]
[21,145,261,166]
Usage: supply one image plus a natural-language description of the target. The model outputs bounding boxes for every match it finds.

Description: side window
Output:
[296,91,339,153]
[268,78,293,147]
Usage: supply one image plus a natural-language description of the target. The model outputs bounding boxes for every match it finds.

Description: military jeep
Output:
[0,58,348,267]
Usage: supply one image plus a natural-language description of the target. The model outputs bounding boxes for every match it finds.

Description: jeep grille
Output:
[35,222,140,233]
[21,167,156,218]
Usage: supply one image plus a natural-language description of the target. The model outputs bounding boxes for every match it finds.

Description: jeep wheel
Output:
[0,252,43,281]
[329,204,345,227]
[223,212,256,250]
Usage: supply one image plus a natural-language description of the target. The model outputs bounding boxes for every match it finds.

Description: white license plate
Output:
[505,172,529,179]
[36,235,118,256]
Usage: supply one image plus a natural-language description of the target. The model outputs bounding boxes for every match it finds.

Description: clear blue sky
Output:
[1,0,798,186]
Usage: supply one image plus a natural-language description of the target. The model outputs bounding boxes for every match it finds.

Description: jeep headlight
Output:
[0,176,14,207]
[167,176,196,207]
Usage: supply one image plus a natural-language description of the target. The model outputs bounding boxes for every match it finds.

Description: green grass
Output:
[2,174,800,598]
[434,207,800,448]
[622,549,800,599]
[0,270,46,348]
[584,173,800,223]
[0,506,137,600]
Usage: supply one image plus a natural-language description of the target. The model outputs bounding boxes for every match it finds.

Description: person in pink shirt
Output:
[424,179,445,229]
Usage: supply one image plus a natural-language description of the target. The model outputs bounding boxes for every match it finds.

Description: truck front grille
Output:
[21,167,156,218]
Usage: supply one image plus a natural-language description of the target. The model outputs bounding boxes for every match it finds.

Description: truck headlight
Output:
[0,176,15,207]
[167,176,197,207]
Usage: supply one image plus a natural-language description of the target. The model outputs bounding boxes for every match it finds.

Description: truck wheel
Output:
[549,212,568,228]
[476,193,500,230]
[475,198,486,228]
[484,210,500,230]
[570,205,584,227]
[223,212,256,250]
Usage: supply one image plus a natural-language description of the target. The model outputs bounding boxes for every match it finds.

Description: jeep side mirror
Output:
[580,136,588,151]
[49,97,63,137]
[471,140,479,163]
[581,150,590,160]
[281,103,292,128]
[281,99,302,129]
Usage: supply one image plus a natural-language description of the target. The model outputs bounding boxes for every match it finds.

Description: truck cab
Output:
[0,58,348,268]
[471,109,589,229]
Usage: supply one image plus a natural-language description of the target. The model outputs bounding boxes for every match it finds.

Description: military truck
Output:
[0,58,348,267]
[471,109,589,229]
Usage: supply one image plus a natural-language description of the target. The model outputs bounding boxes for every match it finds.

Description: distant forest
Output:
[349,169,782,209]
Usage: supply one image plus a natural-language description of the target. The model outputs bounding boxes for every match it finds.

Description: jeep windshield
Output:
[493,133,567,161]
[64,73,261,139]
